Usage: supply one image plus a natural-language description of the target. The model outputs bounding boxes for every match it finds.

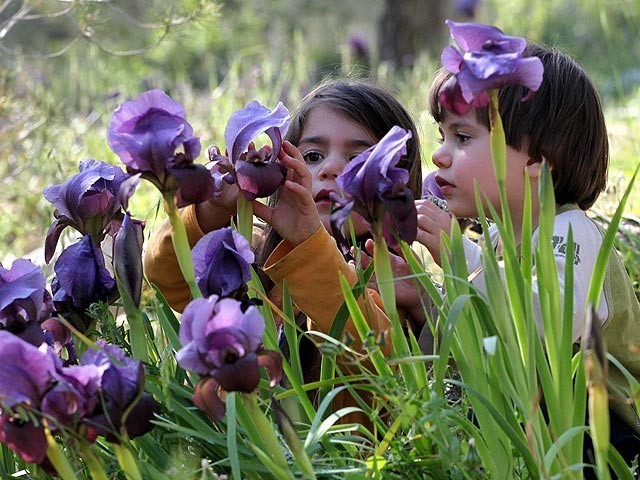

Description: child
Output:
[143,78,424,424]
[416,44,640,465]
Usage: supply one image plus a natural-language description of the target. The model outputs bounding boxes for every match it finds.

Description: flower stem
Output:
[236,194,253,245]
[114,443,143,480]
[240,393,289,471]
[44,426,79,480]
[372,234,416,382]
[163,193,202,300]
[79,445,109,480]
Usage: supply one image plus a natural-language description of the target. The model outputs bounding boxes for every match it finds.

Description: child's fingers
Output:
[251,200,272,224]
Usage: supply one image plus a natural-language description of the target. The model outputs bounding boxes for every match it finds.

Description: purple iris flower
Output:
[211,100,289,201]
[43,159,133,264]
[0,333,157,463]
[107,89,214,207]
[0,259,50,346]
[439,19,544,115]
[114,211,145,308]
[330,126,417,250]
[192,226,254,298]
[176,295,282,420]
[0,331,58,464]
[51,235,117,333]
[80,342,160,442]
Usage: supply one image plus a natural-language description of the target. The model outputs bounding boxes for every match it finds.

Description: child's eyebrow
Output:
[298,135,374,149]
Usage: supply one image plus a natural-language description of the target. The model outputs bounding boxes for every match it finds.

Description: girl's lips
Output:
[435,176,454,197]
[314,189,334,204]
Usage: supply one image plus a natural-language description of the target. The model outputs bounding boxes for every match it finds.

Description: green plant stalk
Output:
[115,276,148,362]
[240,393,289,471]
[113,443,142,480]
[162,192,202,300]
[44,427,79,480]
[236,193,253,244]
[79,445,109,480]
[372,233,420,386]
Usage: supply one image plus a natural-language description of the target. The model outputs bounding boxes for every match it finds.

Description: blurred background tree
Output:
[1,0,639,261]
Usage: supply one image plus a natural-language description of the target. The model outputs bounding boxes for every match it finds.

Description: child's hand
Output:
[252,141,321,246]
[415,199,453,268]
[195,147,240,233]
[353,239,426,330]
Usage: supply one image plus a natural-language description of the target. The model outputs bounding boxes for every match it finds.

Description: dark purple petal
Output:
[225,101,289,164]
[44,219,67,265]
[192,227,254,298]
[0,415,47,464]
[212,353,260,393]
[169,163,216,207]
[122,393,160,439]
[235,159,286,200]
[380,188,418,246]
[0,331,56,408]
[257,350,283,387]
[52,236,117,332]
[193,377,226,421]
[114,211,144,308]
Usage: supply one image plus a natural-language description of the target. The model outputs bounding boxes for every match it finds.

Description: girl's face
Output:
[297,105,377,237]
[432,109,532,223]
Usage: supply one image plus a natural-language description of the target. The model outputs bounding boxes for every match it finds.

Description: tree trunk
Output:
[378,0,448,68]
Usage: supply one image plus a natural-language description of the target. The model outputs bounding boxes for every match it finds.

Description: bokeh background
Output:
[1,0,639,262]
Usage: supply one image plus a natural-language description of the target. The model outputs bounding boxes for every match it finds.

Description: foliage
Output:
[0,2,640,478]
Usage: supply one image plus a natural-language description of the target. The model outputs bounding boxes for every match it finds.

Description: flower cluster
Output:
[0,332,157,467]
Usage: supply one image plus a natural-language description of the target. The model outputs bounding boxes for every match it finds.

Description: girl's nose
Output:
[431,145,451,169]
[319,155,345,179]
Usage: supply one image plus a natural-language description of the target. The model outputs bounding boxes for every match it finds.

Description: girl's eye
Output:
[348,152,365,161]
[302,151,324,164]
[455,133,471,144]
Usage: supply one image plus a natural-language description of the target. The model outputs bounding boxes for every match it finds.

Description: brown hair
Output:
[429,44,609,210]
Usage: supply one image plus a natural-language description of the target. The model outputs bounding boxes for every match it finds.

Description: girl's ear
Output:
[525,160,542,179]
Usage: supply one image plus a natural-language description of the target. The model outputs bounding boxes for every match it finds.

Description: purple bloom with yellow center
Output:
[330,125,417,250]
[0,259,50,346]
[192,226,254,299]
[176,295,282,420]
[211,100,290,201]
[439,19,543,115]
[43,159,134,264]
[107,89,214,206]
